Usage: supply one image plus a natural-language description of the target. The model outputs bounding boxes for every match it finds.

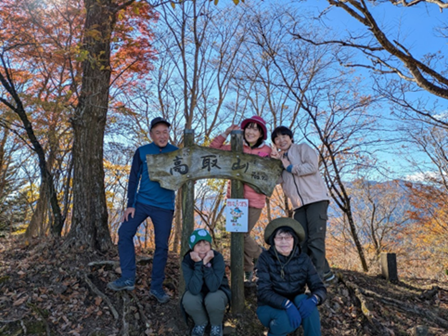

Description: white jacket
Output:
[279,142,330,209]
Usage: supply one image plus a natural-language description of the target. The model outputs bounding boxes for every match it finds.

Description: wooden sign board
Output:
[146,145,283,197]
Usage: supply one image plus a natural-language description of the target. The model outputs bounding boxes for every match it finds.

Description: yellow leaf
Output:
[232,0,239,4]
[214,0,219,5]
[171,1,175,9]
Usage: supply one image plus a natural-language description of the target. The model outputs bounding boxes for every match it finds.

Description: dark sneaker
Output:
[107,277,135,291]
[323,271,336,283]
[149,288,170,304]
[191,324,207,336]
[210,325,223,336]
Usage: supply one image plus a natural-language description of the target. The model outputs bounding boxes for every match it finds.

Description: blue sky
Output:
[295,0,448,181]
[108,0,447,183]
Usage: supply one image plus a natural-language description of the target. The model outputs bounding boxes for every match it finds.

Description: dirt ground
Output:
[1,237,447,336]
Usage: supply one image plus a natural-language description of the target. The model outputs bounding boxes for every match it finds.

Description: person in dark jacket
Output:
[182,229,231,336]
[257,217,327,336]
[107,117,178,304]
[270,126,334,283]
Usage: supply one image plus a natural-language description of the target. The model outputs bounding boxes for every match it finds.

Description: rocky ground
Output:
[1,237,447,336]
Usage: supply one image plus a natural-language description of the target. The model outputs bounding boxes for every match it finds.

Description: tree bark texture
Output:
[172,192,182,254]
[68,0,118,251]
[179,130,195,294]
[230,130,245,314]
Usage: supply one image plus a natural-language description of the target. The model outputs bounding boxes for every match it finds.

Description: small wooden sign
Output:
[225,199,249,232]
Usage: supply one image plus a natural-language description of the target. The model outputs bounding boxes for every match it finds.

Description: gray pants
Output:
[294,200,331,279]
[182,290,228,326]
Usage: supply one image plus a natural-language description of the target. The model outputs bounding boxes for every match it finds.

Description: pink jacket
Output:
[210,134,272,209]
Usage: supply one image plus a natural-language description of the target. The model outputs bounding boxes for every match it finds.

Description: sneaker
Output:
[149,288,170,304]
[244,271,253,282]
[191,324,207,336]
[210,325,223,336]
[323,271,336,283]
[107,277,135,291]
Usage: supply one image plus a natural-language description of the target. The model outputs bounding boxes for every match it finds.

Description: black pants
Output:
[294,200,331,279]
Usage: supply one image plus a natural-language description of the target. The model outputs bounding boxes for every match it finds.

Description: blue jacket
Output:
[127,142,178,210]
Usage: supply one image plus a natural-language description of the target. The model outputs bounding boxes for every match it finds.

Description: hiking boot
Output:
[191,324,207,336]
[149,288,170,304]
[323,271,336,283]
[210,324,223,336]
[107,277,135,291]
[244,271,253,282]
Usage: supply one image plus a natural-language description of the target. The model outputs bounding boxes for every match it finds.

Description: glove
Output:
[298,295,319,319]
[284,300,302,329]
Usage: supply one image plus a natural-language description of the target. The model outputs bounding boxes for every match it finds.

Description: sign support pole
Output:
[230,130,245,313]
[179,129,195,294]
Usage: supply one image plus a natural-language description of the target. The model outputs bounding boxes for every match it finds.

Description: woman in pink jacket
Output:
[210,116,271,282]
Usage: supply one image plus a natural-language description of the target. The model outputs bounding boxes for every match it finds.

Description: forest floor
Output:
[1,236,448,336]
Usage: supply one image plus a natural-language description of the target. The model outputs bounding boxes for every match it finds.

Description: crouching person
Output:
[257,218,327,336]
[182,229,231,336]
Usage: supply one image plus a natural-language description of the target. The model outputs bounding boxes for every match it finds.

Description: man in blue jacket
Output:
[107,117,178,304]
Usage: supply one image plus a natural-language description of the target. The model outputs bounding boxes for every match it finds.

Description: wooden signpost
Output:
[146,129,283,313]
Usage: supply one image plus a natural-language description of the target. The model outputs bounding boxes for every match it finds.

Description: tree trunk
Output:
[172,192,182,254]
[25,183,48,238]
[0,130,10,202]
[66,0,119,251]
[344,199,369,272]
[266,198,272,222]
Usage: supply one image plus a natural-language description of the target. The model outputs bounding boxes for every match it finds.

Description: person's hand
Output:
[203,250,214,265]
[298,296,319,319]
[280,156,291,169]
[123,207,135,222]
[284,300,302,329]
[190,251,202,262]
[224,124,240,136]
[270,144,281,159]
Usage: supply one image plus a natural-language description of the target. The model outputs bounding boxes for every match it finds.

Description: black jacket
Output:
[182,250,231,299]
[180,250,231,323]
[257,246,327,309]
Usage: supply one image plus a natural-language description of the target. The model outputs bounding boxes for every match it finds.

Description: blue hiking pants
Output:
[257,294,321,336]
[117,202,174,290]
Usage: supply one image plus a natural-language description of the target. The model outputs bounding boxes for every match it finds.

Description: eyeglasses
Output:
[274,235,293,242]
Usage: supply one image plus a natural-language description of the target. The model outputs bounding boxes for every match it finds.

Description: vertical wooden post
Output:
[230,130,245,313]
[179,129,195,294]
